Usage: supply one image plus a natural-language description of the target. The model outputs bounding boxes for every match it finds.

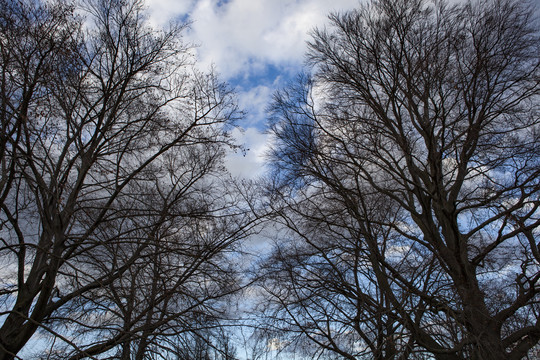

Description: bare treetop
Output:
[261,0,540,359]
[0,0,255,358]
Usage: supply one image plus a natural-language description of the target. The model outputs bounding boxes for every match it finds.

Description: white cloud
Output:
[225,127,270,179]
[225,84,275,178]
[145,0,362,178]
[237,84,273,125]
[146,0,197,27]
[185,0,361,78]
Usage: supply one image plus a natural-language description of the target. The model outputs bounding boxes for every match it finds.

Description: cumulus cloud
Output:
[148,0,360,77]
[237,84,273,125]
[145,0,197,27]
[186,0,360,78]
[146,0,361,177]
[225,127,270,179]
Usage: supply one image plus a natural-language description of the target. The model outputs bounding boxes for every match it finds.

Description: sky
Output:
[146,0,361,178]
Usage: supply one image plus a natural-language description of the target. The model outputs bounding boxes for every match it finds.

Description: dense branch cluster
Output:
[0,0,254,358]
[261,0,540,359]
[1,0,539,359]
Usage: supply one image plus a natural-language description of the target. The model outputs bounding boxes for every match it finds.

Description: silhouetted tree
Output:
[0,0,255,358]
[260,0,540,359]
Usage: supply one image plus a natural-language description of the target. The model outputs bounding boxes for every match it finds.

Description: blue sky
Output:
[147,0,361,178]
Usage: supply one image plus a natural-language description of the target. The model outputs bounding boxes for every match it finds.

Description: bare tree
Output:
[0,0,255,358]
[260,0,540,359]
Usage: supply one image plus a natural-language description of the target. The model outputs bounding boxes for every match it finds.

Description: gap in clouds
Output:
[147,0,361,178]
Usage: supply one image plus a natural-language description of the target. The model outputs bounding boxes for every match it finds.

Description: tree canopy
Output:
[1,0,539,359]
[0,0,255,358]
[260,0,540,359]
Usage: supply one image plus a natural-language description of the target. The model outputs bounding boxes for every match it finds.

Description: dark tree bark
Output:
[260,0,540,359]
[0,0,255,359]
